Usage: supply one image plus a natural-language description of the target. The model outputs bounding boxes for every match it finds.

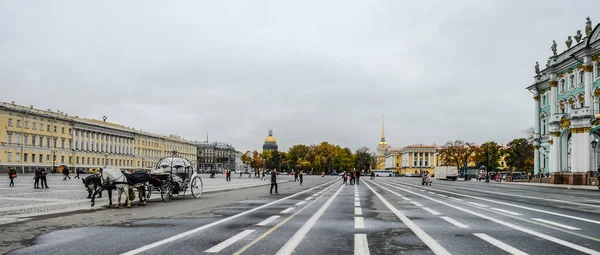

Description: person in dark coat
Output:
[34,168,40,189]
[299,171,303,185]
[294,171,298,182]
[356,171,360,185]
[40,168,49,188]
[8,167,17,187]
[270,169,278,194]
[63,167,71,180]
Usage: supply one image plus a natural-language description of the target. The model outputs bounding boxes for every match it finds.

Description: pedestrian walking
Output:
[63,167,71,180]
[74,168,80,179]
[350,171,356,185]
[356,171,360,185]
[226,169,231,181]
[239,170,243,179]
[261,170,265,181]
[270,169,278,194]
[294,171,298,182]
[34,168,40,189]
[8,167,17,187]
[40,168,49,188]
[299,171,303,185]
[321,171,324,177]
[248,171,251,178]
[343,172,348,185]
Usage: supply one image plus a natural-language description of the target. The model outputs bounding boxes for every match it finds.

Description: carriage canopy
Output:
[151,156,194,175]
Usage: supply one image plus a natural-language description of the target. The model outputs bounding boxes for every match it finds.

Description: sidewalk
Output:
[498,180,599,190]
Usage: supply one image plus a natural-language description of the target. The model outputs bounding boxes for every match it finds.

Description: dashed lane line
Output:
[410,201,423,207]
[363,181,451,255]
[355,202,361,207]
[256,216,281,226]
[355,217,365,229]
[440,216,469,228]
[295,201,306,206]
[205,230,255,253]
[280,207,295,214]
[473,233,529,255]
[491,208,522,216]
[355,207,363,215]
[120,180,337,255]
[532,218,581,230]
[354,234,370,255]
[275,184,346,255]
[374,180,600,255]
[466,202,488,208]
[422,207,441,216]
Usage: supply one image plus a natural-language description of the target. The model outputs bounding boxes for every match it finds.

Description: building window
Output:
[61,127,65,134]
[15,153,20,162]
[541,95,547,106]
[570,75,575,88]
[53,137,57,148]
[16,120,21,128]
[69,156,72,164]
[76,157,80,164]
[46,138,50,148]
[40,123,44,131]
[38,154,42,163]
[46,155,50,163]
[542,118,547,136]
[24,121,29,129]
[16,133,21,144]
[87,157,90,165]
[32,122,36,130]
[61,138,65,149]
[580,71,585,84]
[24,135,28,146]
[31,135,36,146]
[40,136,44,147]
[47,124,50,132]
[561,79,566,91]
[69,140,72,149]
[61,156,64,163]
[8,118,13,126]
[7,132,12,144]
[92,158,95,165]
[53,126,57,133]
[7,152,12,162]
[595,64,600,79]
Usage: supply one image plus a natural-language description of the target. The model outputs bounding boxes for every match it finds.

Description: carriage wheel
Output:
[161,184,172,202]
[191,176,203,198]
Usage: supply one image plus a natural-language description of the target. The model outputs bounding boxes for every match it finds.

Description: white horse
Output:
[98,168,149,208]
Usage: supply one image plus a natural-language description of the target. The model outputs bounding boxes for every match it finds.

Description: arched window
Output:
[580,71,585,84]
[596,64,600,79]
[560,79,566,91]
[541,153,546,170]
[570,75,575,88]
[542,118,547,136]
[542,95,547,106]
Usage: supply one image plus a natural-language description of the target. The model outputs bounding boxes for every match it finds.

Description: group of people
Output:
[342,171,361,185]
[6,166,79,189]
[293,171,304,185]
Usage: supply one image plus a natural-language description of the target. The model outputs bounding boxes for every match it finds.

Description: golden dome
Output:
[265,135,277,143]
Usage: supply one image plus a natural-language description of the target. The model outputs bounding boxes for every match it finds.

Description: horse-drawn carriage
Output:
[148,154,203,202]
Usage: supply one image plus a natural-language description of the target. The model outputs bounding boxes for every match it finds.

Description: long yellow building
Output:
[0,101,197,173]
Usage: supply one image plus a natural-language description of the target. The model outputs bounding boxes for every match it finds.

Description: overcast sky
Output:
[1,1,598,153]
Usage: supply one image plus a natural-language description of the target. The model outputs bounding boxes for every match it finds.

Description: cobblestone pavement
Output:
[0,173,287,221]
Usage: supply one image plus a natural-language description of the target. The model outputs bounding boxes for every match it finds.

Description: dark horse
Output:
[83,175,102,199]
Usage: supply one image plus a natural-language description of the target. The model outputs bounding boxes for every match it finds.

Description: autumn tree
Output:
[506,138,534,172]
[438,140,478,171]
[241,151,252,167]
[354,147,373,172]
[473,141,504,172]
[250,150,265,171]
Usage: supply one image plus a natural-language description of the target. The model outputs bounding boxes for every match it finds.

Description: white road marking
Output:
[305,197,313,201]
[355,217,365,229]
[532,218,581,230]
[364,181,451,255]
[375,181,600,255]
[354,234,370,255]
[355,207,363,215]
[440,216,469,228]
[205,230,255,253]
[256,216,281,226]
[388,180,600,226]
[120,180,338,255]
[491,208,522,216]
[401,197,411,201]
[436,194,449,198]
[473,233,529,255]
[275,184,345,255]
[280,207,295,214]
[295,201,306,206]
[449,197,463,202]
[355,197,360,202]
[355,202,361,207]
[410,201,423,207]
[428,192,436,195]
[422,207,441,215]
[467,202,488,208]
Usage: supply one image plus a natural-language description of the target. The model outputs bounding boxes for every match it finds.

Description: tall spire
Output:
[380,115,386,143]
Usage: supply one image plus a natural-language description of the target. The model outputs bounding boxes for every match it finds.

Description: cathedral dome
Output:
[265,135,277,143]
[263,129,279,151]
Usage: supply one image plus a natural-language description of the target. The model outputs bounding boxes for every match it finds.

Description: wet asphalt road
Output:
[6,176,600,255]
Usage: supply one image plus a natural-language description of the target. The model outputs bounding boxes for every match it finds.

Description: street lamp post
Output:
[104,153,108,167]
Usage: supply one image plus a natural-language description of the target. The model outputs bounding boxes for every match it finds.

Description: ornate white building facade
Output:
[527,17,600,185]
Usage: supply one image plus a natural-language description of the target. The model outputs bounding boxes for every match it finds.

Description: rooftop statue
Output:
[546,59,551,67]
[566,36,572,48]
[586,17,593,37]
[551,40,557,56]
[574,30,583,43]
[535,61,540,74]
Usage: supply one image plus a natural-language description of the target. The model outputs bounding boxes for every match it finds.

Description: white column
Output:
[534,95,540,136]
[550,134,559,173]
[550,81,557,116]
[108,135,112,153]
[534,147,540,175]
[433,152,437,167]
[72,129,77,150]
[83,131,87,151]
[427,152,431,167]
[584,132,591,173]
[585,56,593,107]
